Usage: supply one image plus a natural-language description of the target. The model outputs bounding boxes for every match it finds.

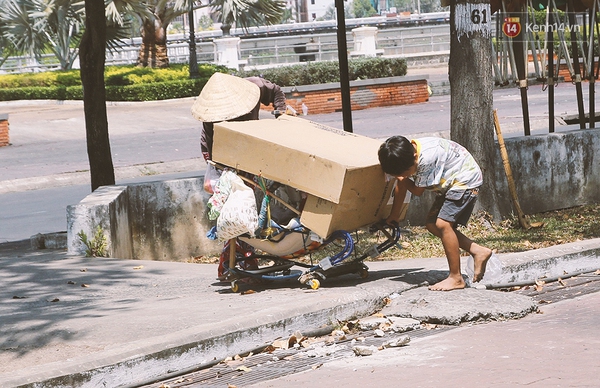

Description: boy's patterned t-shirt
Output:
[412,137,483,200]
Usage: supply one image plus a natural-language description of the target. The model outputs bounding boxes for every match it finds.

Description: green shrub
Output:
[0,70,80,88]
[105,79,207,101]
[0,85,67,101]
[0,57,408,101]
[237,57,407,86]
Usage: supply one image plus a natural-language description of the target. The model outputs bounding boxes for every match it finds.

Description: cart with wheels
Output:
[207,115,404,291]
[221,221,404,292]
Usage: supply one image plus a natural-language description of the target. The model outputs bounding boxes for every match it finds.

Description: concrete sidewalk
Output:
[1,237,599,387]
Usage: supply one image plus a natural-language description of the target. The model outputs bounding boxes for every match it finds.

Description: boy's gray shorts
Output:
[426,188,480,227]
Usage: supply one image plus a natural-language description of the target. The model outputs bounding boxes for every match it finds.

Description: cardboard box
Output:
[212,115,394,238]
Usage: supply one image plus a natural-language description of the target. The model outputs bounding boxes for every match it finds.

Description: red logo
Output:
[502,17,521,38]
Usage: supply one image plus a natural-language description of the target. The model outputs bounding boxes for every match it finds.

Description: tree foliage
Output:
[0,0,85,70]
[0,0,148,70]
[210,0,285,29]
[352,0,378,18]
[0,0,285,69]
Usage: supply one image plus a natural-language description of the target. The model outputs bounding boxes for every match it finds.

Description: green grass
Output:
[189,203,600,264]
[373,203,600,260]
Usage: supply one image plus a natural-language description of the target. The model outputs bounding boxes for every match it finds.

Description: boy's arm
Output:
[386,177,425,225]
[406,178,425,196]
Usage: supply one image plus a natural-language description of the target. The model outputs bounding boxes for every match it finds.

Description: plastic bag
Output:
[216,174,259,241]
[203,163,222,194]
[207,170,237,220]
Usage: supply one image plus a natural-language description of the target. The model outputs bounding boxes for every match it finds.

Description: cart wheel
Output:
[359,268,369,279]
[231,280,240,293]
[307,279,320,290]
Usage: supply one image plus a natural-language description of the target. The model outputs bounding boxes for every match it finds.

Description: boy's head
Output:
[378,135,417,177]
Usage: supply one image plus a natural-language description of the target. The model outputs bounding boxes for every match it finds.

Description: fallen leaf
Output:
[312,363,323,370]
[228,385,238,388]
[67,281,76,285]
[595,269,600,275]
[558,278,566,287]
[538,299,552,304]
[47,298,60,302]
[80,268,87,272]
[382,335,411,348]
[241,290,255,295]
[133,266,144,270]
[272,338,289,349]
[535,279,545,291]
[81,284,90,288]
[353,345,378,356]
[237,366,252,372]
[535,284,544,292]
[12,295,27,299]
[159,384,170,388]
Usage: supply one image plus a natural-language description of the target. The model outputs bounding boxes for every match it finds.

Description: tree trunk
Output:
[136,17,170,68]
[449,0,501,220]
[80,0,115,192]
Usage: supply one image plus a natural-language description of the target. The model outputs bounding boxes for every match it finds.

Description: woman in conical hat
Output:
[191,72,287,161]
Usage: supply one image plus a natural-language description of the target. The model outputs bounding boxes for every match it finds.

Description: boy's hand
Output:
[385,218,399,227]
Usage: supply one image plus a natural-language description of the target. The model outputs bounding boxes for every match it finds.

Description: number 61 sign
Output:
[455,3,491,39]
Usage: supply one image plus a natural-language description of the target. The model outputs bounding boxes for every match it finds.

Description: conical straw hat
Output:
[191,73,260,122]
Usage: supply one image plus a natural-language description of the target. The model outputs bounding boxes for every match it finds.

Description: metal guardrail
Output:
[0,24,451,74]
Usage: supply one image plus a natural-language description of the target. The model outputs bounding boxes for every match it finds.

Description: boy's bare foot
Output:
[428,275,466,291]
[472,249,493,283]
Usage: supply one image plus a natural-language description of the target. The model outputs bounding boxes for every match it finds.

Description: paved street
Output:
[248,291,600,388]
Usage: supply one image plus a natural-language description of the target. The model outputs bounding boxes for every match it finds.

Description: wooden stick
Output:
[493,109,532,230]
[228,238,237,272]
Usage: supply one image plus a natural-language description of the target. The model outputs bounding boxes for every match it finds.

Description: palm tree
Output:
[0,0,85,70]
[135,0,285,68]
[0,0,148,70]
[212,0,287,34]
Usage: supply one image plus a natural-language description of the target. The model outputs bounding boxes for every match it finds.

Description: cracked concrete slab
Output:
[381,287,539,325]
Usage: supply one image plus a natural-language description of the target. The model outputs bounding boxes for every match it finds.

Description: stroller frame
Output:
[222,223,403,292]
